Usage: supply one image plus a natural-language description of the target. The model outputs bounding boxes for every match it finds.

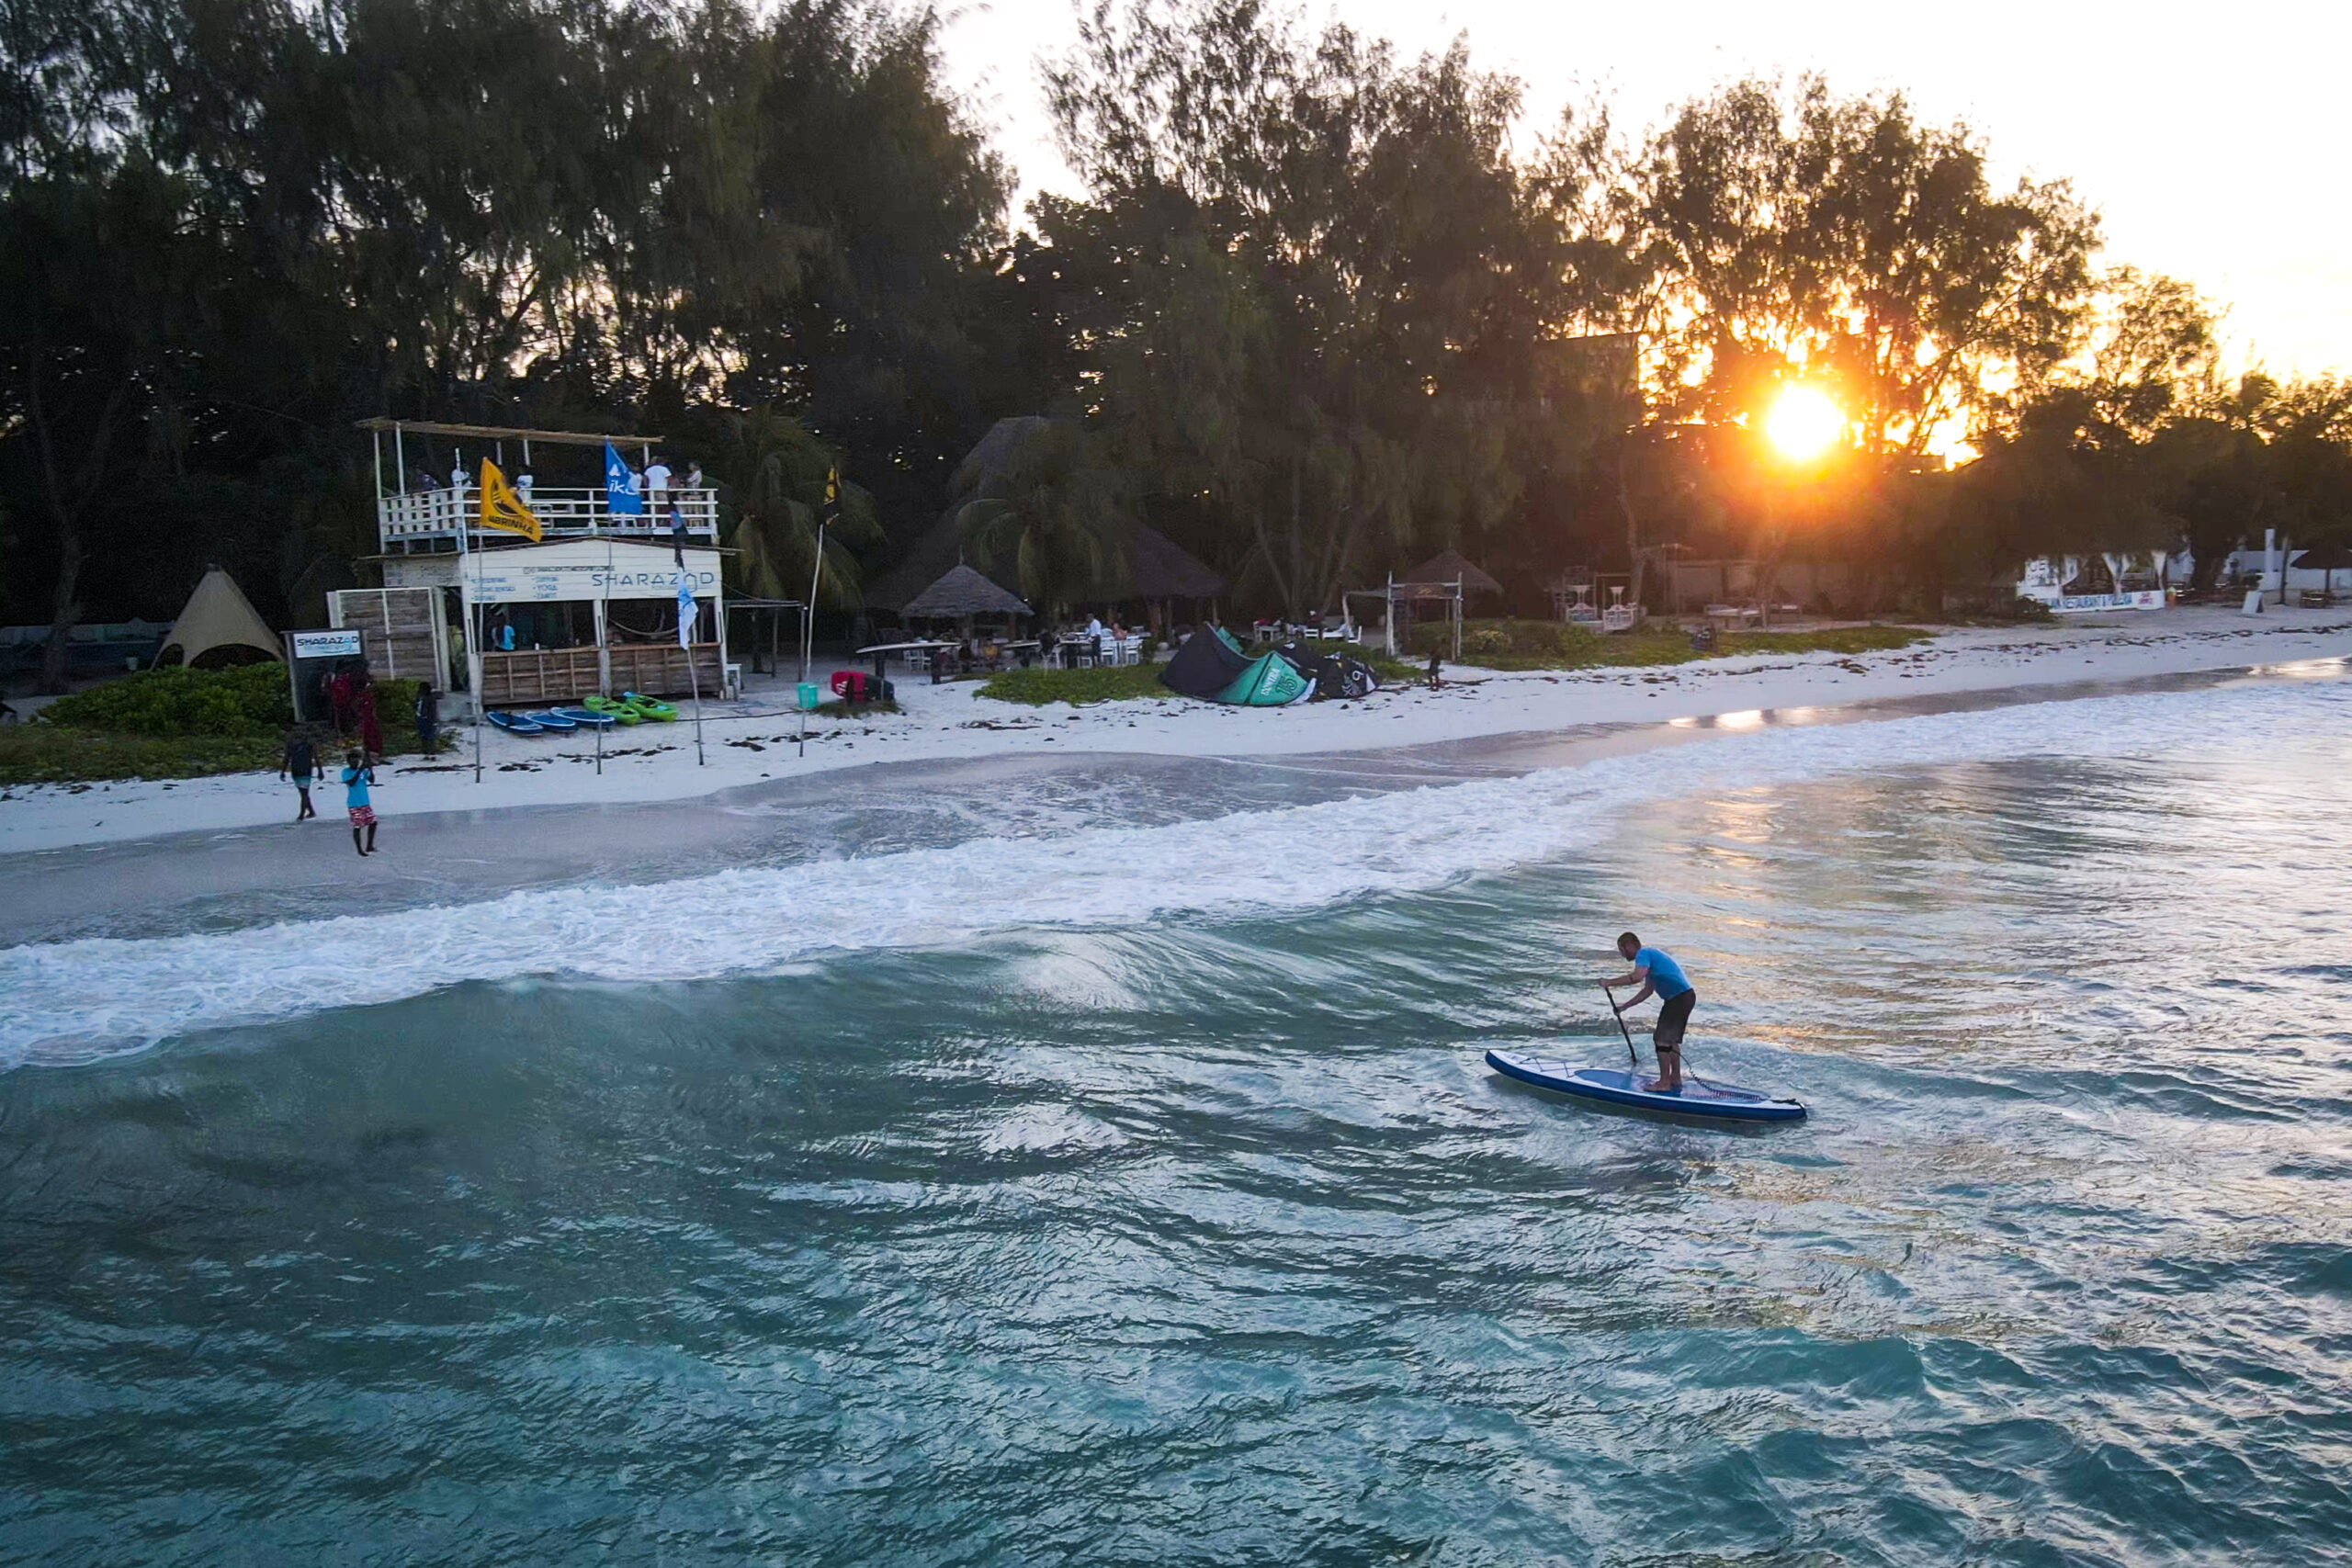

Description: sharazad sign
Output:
[461,542,720,604]
[289,628,363,659]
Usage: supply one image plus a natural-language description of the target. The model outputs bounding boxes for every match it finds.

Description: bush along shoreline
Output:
[1409,619,1927,671]
[5,664,433,784]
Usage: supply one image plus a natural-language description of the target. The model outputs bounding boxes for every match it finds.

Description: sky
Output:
[938,0,2351,376]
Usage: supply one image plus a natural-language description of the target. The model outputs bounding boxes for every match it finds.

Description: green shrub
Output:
[1406,617,1926,671]
[26,665,437,776]
[1413,618,1600,662]
[1461,626,1510,659]
[38,663,294,737]
[978,663,1171,705]
[0,729,282,785]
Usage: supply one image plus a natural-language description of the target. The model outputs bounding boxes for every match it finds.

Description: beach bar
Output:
[2015,552,2172,614]
[456,538,725,706]
[351,418,728,707]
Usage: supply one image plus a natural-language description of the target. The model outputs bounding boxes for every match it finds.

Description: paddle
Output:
[1600,981,1641,1077]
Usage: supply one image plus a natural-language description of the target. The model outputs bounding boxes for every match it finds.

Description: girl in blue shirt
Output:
[342,750,378,857]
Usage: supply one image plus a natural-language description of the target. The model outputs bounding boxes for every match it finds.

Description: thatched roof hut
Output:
[868,417,1226,618]
[1134,524,1225,600]
[865,522,1010,613]
[1400,548,1503,598]
[900,563,1033,620]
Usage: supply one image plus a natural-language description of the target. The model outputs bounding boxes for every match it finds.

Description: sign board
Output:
[285,628,368,723]
[291,628,363,660]
[2017,587,2166,614]
[459,540,721,604]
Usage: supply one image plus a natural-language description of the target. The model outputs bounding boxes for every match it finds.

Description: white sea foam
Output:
[6,680,2346,1065]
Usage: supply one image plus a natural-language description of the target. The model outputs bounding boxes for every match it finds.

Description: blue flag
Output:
[605,443,644,516]
[676,571,695,649]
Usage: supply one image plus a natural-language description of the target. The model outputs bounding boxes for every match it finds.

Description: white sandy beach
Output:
[3,604,2347,857]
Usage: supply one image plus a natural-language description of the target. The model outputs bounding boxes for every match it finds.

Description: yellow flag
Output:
[478,459,542,542]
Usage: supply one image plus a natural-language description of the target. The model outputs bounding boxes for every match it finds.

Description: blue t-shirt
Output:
[1635,946,1691,999]
[343,766,372,809]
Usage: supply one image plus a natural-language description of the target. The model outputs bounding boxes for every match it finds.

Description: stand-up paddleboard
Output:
[1486,1050,1807,1122]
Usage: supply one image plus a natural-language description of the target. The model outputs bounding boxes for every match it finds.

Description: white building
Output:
[330,420,729,710]
[2014,551,2172,614]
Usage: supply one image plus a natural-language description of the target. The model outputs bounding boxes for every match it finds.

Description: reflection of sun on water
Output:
[1766,386,1845,460]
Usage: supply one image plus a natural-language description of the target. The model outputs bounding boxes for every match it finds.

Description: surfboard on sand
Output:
[1486,1050,1806,1122]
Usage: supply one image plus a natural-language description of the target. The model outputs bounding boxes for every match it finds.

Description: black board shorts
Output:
[1655,988,1696,1047]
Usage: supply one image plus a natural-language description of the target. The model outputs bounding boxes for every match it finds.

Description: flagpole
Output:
[678,562,706,768]
[463,462,481,785]
[803,524,824,679]
[467,458,541,783]
[472,597,484,785]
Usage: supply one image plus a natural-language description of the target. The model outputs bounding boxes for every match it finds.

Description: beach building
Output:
[2221,535,2352,604]
[2014,552,2172,613]
[342,420,728,709]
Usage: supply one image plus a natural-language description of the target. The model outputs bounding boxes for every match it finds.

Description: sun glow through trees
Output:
[1764,386,1845,461]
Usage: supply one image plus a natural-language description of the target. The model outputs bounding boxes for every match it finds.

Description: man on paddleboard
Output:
[1599,932,1695,1093]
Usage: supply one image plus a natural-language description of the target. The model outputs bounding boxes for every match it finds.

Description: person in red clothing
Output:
[326,669,356,736]
[355,680,384,762]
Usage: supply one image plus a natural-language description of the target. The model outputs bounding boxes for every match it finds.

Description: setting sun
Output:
[1764,386,1845,461]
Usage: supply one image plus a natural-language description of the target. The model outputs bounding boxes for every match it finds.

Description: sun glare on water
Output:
[1765,386,1845,461]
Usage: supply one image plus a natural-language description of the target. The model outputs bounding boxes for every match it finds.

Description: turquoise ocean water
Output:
[2,670,2348,1564]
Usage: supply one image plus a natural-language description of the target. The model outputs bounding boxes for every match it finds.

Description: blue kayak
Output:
[523,709,579,732]
[486,711,546,735]
[1486,1050,1806,1122]
[549,706,616,729]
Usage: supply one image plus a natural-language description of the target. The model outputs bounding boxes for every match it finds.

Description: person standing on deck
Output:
[643,454,672,513]
[1598,932,1697,1093]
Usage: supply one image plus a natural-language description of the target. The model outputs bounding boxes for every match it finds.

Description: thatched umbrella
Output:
[2290,539,2352,599]
[902,563,1034,646]
[1401,548,1503,598]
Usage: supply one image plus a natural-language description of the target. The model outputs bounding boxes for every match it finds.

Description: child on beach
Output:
[342,750,378,857]
[279,731,319,821]
[1426,649,1443,690]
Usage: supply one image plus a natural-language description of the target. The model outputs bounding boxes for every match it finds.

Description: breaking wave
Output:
[5,677,2346,1065]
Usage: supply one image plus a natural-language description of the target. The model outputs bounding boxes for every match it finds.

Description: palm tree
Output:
[953,420,1130,614]
[716,404,881,611]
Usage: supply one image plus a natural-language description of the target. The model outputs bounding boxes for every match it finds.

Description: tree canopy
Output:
[3,0,2345,681]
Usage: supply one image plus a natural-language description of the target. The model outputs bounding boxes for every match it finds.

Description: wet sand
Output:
[1,660,2323,947]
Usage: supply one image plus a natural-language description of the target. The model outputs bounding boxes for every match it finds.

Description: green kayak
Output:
[620,691,679,722]
[582,695,642,725]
